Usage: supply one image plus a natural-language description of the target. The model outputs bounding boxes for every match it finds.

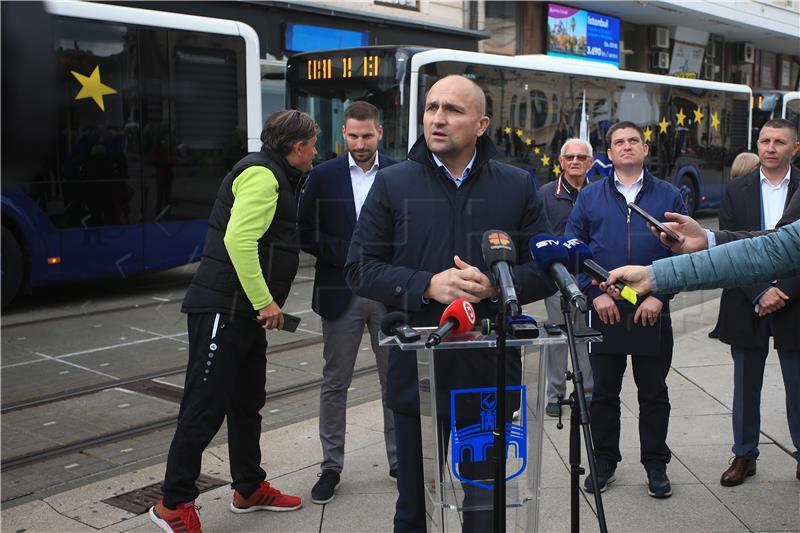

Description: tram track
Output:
[1,363,378,470]
[1,334,326,414]
[1,277,313,329]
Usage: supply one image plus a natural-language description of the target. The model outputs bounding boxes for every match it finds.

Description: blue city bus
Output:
[1,1,263,306]
[286,46,752,216]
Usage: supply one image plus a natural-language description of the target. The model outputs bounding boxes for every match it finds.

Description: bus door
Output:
[139,28,247,272]
[54,17,144,281]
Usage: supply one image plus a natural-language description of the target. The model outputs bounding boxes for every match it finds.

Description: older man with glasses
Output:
[538,138,595,418]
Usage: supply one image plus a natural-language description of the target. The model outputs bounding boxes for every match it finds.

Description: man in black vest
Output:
[150,110,319,533]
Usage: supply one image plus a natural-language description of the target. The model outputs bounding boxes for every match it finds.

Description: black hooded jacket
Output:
[345,134,554,414]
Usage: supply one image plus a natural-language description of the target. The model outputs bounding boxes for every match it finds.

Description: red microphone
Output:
[425,298,477,348]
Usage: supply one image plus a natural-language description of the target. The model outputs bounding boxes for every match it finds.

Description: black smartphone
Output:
[281,313,301,332]
[627,202,680,242]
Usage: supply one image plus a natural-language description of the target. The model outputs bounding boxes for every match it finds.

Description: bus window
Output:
[54,17,144,279]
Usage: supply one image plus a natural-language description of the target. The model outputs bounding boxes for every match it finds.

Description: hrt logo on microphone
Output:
[534,239,560,248]
[487,231,512,250]
[561,237,583,249]
[461,299,476,324]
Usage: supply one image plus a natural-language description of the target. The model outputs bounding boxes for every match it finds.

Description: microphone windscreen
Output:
[380,311,408,336]
[530,234,570,270]
[481,229,517,268]
[440,297,477,332]
[560,236,593,274]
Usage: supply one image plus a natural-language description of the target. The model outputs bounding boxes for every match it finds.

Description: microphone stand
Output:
[492,299,507,533]
[558,295,608,533]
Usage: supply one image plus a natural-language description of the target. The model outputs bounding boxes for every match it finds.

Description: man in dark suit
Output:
[298,101,399,505]
[717,118,800,486]
[345,75,553,533]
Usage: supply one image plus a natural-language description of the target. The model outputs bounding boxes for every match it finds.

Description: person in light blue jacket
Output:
[603,218,800,294]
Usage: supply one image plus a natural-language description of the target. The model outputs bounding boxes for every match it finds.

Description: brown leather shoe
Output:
[720,456,756,487]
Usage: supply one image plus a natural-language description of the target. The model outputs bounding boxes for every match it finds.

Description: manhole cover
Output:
[102,474,228,514]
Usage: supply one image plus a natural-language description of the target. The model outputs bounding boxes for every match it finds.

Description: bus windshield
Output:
[286,47,422,162]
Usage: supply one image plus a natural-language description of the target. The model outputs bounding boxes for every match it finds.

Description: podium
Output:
[381,328,598,532]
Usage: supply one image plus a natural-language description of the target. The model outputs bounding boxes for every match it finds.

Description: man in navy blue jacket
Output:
[298,102,399,504]
[566,121,687,499]
[345,75,553,532]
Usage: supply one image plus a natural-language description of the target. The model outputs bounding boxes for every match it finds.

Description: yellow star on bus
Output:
[711,111,720,131]
[644,126,654,142]
[516,129,524,137]
[675,108,687,126]
[525,137,532,146]
[541,154,550,167]
[553,164,561,175]
[693,107,704,124]
[534,147,541,154]
[504,126,512,135]
[71,66,117,111]
[658,117,670,134]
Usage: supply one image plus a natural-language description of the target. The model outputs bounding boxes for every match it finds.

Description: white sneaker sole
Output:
[229,501,302,513]
[311,481,341,505]
[148,507,175,533]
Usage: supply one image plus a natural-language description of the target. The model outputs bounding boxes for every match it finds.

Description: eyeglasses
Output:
[562,154,590,161]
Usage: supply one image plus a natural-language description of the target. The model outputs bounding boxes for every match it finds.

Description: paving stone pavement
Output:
[2,295,799,532]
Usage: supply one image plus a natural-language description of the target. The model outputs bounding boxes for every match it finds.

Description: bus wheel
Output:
[1,226,24,308]
[679,176,697,217]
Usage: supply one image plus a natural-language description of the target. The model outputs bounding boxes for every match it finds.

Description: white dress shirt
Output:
[760,167,790,230]
[614,170,644,206]
[349,152,380,220]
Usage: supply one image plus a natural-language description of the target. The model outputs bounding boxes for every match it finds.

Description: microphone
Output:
[380,311,421,343]
[425,298,476,348]
[530,234,587,312]
[481,230,521,317]
[559,237,638,305]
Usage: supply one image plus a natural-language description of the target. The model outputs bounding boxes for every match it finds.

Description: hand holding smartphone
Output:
[256,312,301,332]
[627,203,680,242]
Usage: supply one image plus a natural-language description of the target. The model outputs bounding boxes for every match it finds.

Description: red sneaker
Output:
[149,499,202,533]
[230,481,302,513]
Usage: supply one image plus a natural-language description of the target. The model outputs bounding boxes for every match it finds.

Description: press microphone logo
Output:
[561,237,582,249]
[461,299,476,324]
[534,239,560,248]
[487,231,512,249]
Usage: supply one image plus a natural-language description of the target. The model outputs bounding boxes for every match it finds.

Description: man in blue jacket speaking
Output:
[566,121,687,499]
[345,75,554,532]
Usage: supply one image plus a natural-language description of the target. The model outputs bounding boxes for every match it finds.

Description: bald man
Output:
[346,75,553,532]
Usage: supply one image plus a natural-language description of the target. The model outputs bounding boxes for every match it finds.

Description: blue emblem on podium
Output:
[450,386,527,489]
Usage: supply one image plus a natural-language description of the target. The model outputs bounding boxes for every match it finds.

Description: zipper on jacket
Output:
[626,208,632,262]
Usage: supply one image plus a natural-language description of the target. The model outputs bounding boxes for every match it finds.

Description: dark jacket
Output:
[182,148,303,317]
[717,166,800,351]
[538,175,583,235]
[298,153,398,320]
[565,169,686,352]
[344,134,554,414]
[714,179,800,245]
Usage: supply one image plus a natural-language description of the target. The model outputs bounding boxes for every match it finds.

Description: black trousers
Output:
[589,331,673,469]
[162,313,268,507]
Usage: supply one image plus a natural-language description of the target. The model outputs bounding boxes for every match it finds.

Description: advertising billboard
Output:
[547,3,620,66]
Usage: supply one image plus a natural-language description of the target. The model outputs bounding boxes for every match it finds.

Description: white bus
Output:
[287,46,752,215]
